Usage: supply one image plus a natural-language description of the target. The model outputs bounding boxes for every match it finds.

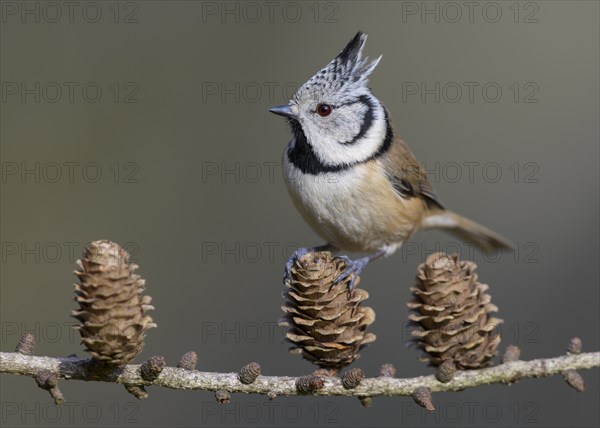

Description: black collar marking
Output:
[287,111,393,175]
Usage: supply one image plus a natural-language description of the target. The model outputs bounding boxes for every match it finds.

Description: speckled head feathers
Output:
[293,32,382,103]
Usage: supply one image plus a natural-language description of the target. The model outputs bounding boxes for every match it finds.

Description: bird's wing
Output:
[383,135,444,210]
[388,169,444,210]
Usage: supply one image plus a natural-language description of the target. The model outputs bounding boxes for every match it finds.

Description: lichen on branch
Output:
[1,351,598,399]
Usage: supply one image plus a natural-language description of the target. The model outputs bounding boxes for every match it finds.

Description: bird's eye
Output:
[316,103,332,117]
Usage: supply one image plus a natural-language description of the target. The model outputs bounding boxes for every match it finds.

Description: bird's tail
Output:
[420,209,513,251]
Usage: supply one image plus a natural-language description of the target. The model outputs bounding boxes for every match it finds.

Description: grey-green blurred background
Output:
[1,1,598,427]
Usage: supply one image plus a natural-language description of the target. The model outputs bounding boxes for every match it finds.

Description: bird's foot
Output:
[283,247,310,282]
[333,255,372,294]
[283,244,332,282]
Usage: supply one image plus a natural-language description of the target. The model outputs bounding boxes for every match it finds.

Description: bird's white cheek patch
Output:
[309,108,386,167]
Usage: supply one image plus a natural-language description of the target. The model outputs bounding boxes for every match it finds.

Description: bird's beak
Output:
[269,104,296,119]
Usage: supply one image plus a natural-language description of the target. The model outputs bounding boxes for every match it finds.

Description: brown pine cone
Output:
[279,252,376,369]
[407,252,502,369]
[72,240,156,366]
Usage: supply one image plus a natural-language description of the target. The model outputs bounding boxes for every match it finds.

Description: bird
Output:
[269,31,512,291]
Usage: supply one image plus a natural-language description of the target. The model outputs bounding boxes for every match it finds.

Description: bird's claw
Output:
[283,247,312,282]
[284,249,372,295]
[334,255,371,294]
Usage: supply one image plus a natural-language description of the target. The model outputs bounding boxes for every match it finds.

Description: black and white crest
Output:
[293,32,381,104]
